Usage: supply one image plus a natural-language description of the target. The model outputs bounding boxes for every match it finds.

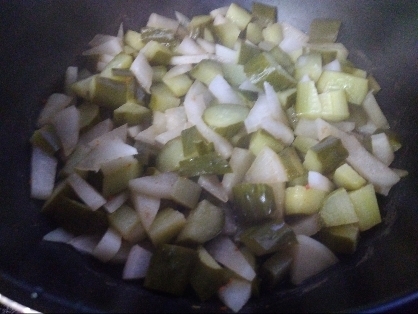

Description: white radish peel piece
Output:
[76,138,137,172]
[37,93,73,126]
[67,173,106,210]
[92,228,122,263]
[290,234,338,285]
[123,245,153,280]
[51,105,80,156]
[218,277,252,313]
[30,147,58,200]
[205,236,256,281]
[43,228,74,243]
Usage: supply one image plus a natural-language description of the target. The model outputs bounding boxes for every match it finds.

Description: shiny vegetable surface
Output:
[29,1,407,312]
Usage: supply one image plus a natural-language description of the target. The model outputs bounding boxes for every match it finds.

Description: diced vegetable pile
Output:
[30,2,407,312]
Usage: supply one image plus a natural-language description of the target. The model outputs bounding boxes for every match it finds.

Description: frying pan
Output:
[1,0,417,312]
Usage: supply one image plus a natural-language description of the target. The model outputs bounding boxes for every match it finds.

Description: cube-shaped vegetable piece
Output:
[148,207,186,247]
[176,200,225,245]
[303,136,348,174]
[108,204,146,243]
[319,188,359,227]
[285,185,328,215]
[144,244,197,296]
[233,183,277,224]
[240,220,296,256]
[190,246,229,301]
[244,52,296,91]
[113,102,151,126]
[348,184,381,231]
[333,163,366,190]
[316,224,360,254]
[101,156,142,197]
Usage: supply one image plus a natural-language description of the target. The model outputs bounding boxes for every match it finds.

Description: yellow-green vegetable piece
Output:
[101,156,142,198]
[233,183,277,224]
[240,220,297,256]
[190,246,229,301]
[249,129,286,156]
[144,244,197,296]
[244,52,297,91]
[319,187,359,227]
[156,136,185,172]
[333,163,367,191]
[149,83,181,112]
[148,207,187,247]
[348,184,381,231]
[295,80,322,119]
[303,136,348,174]
[317,70,369,105]
[317,224,359,254]
[108,204,146,243]
[176,200,225,245]
[308,18,341,43]
[319,89,349,122]
[285,185,328,215]
[113,101,151,126]
[251,2,277,26]
[203,103,250,138]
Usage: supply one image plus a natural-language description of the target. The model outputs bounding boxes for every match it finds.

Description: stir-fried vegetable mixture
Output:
[30,2,407,312]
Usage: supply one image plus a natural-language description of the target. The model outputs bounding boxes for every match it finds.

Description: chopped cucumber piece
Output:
[309,19,341,43]
[148,208,186,247]
[262,23,283,45]
[203,103,250,138]
[100,52,133,79]
[124,30,144,50]
[244,52,297,91]
[149,83,181,112]
[140,27,178,49]
[240,220,297,256]
[181,126,214,158]
[260,248,294,289]
[176,200,225,245]
[113,101,151,126]
[251,2,277,26]
[156,136,185,172]
[303,136,348,174]
[317,70,369,105]
[246,22,263,45]
[170,177,202,209]
[190,59,223,86]
[319,188,359,227]
[144,244,197,296]
[348,184,381,231]
[141,41,172,65]
[295,80,322,119]
[190,246,229,301]
[294,52,322,82]
[233,183,277,224]
[249,129,286,156]
[213,21,241,49]
[101,156,142,198]
[317,224,359,254]
[226,3,252,30]
[333,163,367,190]
[278,147,305,181]
[292,135,319,155]
[319,89,349,122]
[162,73,193,97]
[108,204,146,243]
[285,185,328,215]
[178,152,232,177]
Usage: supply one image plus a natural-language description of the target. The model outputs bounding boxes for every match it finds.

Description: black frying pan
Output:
[1,0,418,312]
